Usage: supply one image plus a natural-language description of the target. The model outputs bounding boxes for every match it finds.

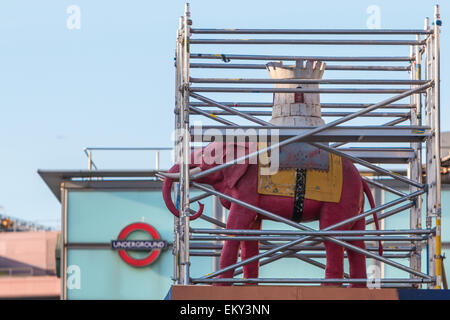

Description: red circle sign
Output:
[115,222,164,267]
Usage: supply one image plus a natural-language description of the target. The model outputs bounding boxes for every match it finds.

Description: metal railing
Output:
[83,147,173,171]
[0,213,54,232]
[0,267,34,277]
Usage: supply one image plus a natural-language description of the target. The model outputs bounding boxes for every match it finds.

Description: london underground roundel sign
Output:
[111,222,167,267]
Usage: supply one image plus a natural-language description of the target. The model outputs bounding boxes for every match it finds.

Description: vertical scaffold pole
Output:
[424,15,435,289]
[425,5,442,289]
[408,33,423,287]
[173,16,184,284]
[179,3,192,285]
[433,4,442,289]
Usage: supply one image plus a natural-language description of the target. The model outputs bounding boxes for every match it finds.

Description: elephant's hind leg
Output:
[346,218,368,288]
[217,203,258,286]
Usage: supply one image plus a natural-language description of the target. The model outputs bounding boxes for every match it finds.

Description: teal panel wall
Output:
[376,189,449,281]
[67,249,171,299]
[66,189,214,299]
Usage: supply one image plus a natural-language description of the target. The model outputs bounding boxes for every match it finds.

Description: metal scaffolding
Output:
[170,3,443,288]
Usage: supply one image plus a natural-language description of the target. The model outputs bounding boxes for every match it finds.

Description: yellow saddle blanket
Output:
[258,153,343,203]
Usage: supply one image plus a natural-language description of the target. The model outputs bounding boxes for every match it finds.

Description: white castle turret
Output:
[266,60,326,127]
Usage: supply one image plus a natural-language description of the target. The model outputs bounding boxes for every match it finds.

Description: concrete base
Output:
[171,285,399,300]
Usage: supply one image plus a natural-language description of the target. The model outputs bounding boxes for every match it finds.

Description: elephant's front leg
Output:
[240,217,262,282]
[217,203,258,286]
[322,240,345,285]
[320,203,346,286]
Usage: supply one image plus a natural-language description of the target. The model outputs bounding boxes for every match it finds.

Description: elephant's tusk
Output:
[159,172,180,179]
[189,167,202,175]
[158,167,202,180]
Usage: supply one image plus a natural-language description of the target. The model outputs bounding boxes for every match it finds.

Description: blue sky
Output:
[0,0,447,229]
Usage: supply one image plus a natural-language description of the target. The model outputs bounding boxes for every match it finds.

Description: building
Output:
[0,231,60,299]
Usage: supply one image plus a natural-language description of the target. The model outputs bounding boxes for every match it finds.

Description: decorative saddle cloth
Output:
[258,152,343,221]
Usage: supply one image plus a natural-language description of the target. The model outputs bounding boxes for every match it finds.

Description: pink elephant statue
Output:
[162,142,382,287]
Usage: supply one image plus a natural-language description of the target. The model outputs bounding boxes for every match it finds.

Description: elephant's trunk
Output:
[162,164,204,220]
[162,165,180,217]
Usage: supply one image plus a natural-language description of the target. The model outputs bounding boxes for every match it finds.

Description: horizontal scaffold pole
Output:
[190,235,427,242]
[190,53,412,61]
[190,228,432,236]
[190,242,415,252]
[190,77,428,85]
[190,28,432,35]
[190,110,410,118]
[190,251,412,259]
[191,278,433,285]
[190,87,409,94]
[190,39,425,46]
[189,102,414,109]
[190,63,410,71]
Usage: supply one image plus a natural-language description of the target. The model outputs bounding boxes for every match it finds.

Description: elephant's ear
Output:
[222,143,251,189]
